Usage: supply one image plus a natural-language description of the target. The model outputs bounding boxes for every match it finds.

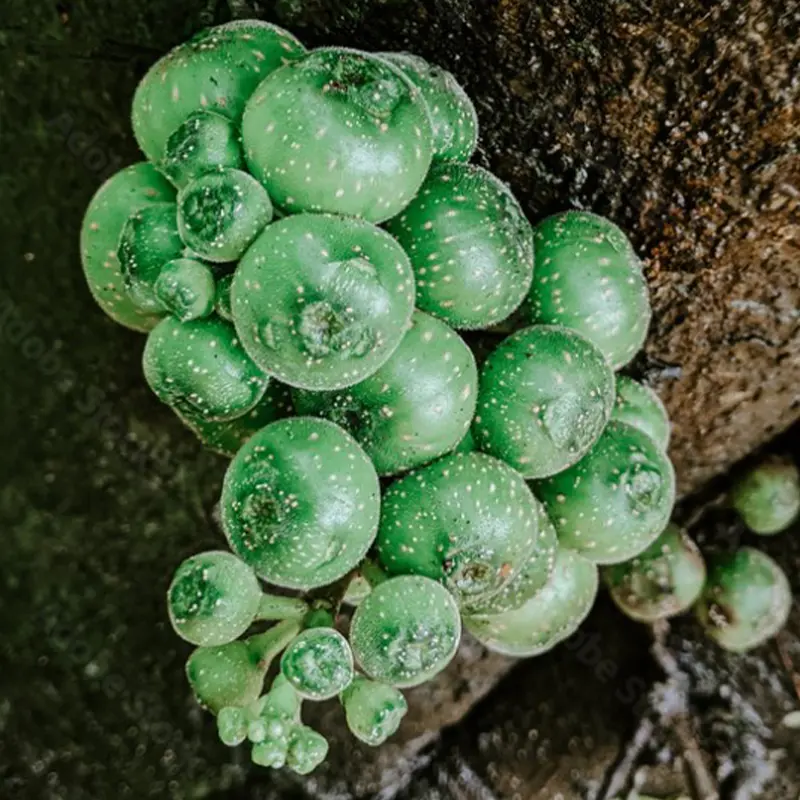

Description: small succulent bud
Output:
[280,627,355,700]
[118,202,184,313]
[154,257,216,321]
[695,547,791,652]
[730,456,800,535]
[251,735,289,769]
[217,706,248,747]
[168,551,262,646]
[341,676,407,746]
[177,168,273,262]
[286,725,329,774]
[349,575,461,687]
[161,110,245,188]
[602,524,706,622]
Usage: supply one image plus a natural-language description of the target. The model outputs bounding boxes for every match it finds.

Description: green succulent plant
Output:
[76,18,788,778]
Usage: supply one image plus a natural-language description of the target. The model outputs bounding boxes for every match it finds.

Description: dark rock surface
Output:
[1,1,798,799]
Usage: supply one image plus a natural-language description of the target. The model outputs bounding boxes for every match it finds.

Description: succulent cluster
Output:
[685,454,796,653]
[79,19,794,774]
[604,453,797,653]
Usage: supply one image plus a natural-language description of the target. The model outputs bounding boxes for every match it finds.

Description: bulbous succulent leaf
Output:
[118,202,184,314]
[350,575,461,687]
[376,452,544,607]
[231,213,415,390]
[280,627,354,700]
[168,550,262,646]
[611,375,671,451]
[160,110,245,188]
[730,456,800,535]
[132,20,305,163]
[602,523,706,622]
[379,51,478,162]
[80,163,174,331]
[534,421,676,565]
[293,310,477,476]
[695,547,791,652]
[385,162,534,330]
[473,325,615,479]
[242,47,433,222]
[220,417,380,590]
[154,257,216,321]
[520,211,650,369]
[460,497,559,616]
[143,315,269,422]
[177,168,273,262]
[464,547,599,657]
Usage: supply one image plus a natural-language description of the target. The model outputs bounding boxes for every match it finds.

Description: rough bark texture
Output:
[1,0,798,799]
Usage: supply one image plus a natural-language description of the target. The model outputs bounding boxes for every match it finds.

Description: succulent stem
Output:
[255,594,309,622]
[247,619,302,668]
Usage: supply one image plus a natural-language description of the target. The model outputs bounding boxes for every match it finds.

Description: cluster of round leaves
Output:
[602,453,797,653]
[79,16,792,776]
[683,455,796,653]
